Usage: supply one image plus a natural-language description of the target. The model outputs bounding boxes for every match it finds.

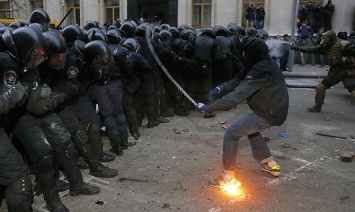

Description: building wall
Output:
[7,0,355,34]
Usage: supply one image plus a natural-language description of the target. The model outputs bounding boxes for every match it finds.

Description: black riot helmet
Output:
[28,23,46,33]
[84,20,99,31]
[134,26,146,38]
[154,26,161,33]
[120,21,136,38]
[0,26,15,34]
[168,26,179,38]
[159,29,172,43]
[106,29,123,44]
[43,31,68,69]
[29,10,51,30]
[227,23,238,28]
[123,38,140,52]
[160,23,170,30]
[61,24,83,44]
[181,28,195,40]
[237,26,246,36]
[2,27,48,69]
[86,28,109,44]
[9,21,26,29]
[227,25,238,36]
[135,23,152,38]
[247,27,257,36]
[215,25,229,37]
[200,27,216,39]
[108,25,119,31]
[83,40,111,66]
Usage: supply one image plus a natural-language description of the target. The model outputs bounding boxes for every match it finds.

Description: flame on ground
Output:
[222,181,243,196]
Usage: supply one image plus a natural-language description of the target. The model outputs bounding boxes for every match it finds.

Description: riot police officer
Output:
[0,29,33,212]
[113,38,152,140]
[213,26,235,87]
[186,27,222,118]
[171,28,195,116]
[134,23,162,128]
[6,27,99,212]
[95,32,129,154]
[51,38,118,175]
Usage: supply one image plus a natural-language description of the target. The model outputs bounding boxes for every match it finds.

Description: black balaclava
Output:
[241,36,269,69]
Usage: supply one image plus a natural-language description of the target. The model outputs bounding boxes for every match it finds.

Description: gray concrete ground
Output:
[2,64,355,212]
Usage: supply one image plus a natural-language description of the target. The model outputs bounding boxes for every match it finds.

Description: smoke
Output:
[265,39,291,59]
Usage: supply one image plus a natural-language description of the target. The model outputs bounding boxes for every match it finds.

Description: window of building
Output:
[30,0,44,11]
[66,0,80,26]
[105,0,120,25]
[192,0,211,27]
[0,1,12,19]
[243,0,265,28]
[299,0,323,6]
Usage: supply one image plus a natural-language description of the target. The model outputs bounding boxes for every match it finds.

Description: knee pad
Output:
[72,130,89,145]
[315,83,327,96]
[88,123,102,142]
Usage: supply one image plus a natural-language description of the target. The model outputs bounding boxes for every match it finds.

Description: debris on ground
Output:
[340,151,354,162]
[95,200,104,205]
[173,128,181,134]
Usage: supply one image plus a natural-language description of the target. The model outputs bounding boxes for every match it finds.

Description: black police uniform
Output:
[0,52,33,212]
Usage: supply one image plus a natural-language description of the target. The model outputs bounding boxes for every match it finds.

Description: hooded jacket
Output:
[207,37,289,126]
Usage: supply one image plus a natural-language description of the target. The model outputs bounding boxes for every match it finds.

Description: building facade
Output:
[1,0,354,34]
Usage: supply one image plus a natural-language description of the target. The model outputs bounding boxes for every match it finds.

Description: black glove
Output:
[50,91,67,109]
[54,80,80,98]
[8,85,27,105]
[26,86,51,115]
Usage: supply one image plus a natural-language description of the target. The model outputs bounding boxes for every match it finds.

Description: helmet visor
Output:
[27,50,47,70]
[46,52,67,69]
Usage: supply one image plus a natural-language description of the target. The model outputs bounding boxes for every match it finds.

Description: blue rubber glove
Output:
[209,87,221,101]
[195,103,208,113]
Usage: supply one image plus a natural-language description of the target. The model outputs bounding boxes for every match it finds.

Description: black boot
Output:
[55,143,100,196]
[33,156,69,212]
[100,152,115,162]
[108,137,124,156]
[307,105,322,112]
[87,124,115,162]
[34,179,70,196]
[73,130,118,178]
[79,145,118,178]
[69,182,100,196]
[132,131,141,140]
[89,163,118,178]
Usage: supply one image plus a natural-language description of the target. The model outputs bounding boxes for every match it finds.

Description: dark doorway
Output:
[127,0,178,26]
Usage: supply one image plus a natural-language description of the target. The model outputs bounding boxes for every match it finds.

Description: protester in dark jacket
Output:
[195,36,289,187]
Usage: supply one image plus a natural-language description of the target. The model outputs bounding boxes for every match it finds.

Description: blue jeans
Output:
[256,19,264,29]
[223,113,273,171]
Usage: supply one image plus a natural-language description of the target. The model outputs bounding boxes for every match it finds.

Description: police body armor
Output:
[193,35,214,60]
[216,36,233,55]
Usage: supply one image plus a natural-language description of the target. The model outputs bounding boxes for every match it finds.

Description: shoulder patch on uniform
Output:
[68,66,79,78]
[3,69,17,88]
